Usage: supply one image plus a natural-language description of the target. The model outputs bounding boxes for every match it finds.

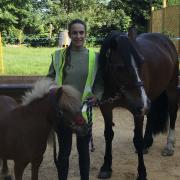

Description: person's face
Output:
[69,23,86,49]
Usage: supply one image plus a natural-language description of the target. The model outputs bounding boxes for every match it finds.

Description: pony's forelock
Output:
[60,85,81,113]
[22,78,56,105]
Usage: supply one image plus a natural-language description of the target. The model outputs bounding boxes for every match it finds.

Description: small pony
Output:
[0,78,88,180]
[98,27,179,180]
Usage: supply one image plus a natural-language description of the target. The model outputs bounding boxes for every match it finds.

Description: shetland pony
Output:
[0,78,88,180]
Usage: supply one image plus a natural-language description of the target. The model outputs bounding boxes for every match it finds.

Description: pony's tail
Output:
[148,91,169,135]
[47,130,58,164]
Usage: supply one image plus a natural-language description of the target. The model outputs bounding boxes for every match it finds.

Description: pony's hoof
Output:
[98,170,112,179]
[161,147,174,156]
[4,175,12,180]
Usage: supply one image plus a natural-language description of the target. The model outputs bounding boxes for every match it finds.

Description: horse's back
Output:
[0,95,18,114]
[136,33,178,99]
[137,33,178,62]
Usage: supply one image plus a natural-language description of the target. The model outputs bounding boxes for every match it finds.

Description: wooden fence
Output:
[150,4,180,55]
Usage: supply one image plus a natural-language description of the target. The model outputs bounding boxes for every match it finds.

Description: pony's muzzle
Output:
[73,115,89,136]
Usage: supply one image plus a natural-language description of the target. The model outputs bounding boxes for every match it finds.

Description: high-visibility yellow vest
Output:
[52,48,96,121]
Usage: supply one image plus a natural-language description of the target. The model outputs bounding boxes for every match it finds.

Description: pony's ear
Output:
[56,87,63,101]
[128,25,137,41]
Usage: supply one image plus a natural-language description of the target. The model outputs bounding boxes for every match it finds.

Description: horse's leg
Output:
[14,160,28,180]
[162,91,178,156]
[143,113,154,153]
[98,103,114,179]
[133,116,147,180]
[0,159,12,180]
[2,159,8,174]
[31,156,43,180]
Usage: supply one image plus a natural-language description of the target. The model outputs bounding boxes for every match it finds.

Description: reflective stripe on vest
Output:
[52,49,65,86]
[52,48,96,122]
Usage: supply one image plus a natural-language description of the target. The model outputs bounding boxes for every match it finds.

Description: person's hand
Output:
[88,96,99,106]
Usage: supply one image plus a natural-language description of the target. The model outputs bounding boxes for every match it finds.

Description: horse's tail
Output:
[148,91,169,135]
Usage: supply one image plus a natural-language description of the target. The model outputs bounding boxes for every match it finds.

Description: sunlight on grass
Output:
[3,46,56,75]
[2,46,99,76]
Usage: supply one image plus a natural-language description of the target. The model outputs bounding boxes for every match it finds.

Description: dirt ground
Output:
[4,107,180,180]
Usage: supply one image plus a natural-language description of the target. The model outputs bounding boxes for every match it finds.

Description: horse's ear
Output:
[110,36,118,50]
[128,25,137,41]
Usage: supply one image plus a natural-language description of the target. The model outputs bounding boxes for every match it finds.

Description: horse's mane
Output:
[99,30,143,77]
[60,85,81,113]
[99,31,126,76]
[22,78,56,105]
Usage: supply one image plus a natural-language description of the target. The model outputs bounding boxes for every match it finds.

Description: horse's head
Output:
[100,29,150,116]
[51,85,89,136]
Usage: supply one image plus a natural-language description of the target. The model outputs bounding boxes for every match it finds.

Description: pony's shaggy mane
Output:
[22,78,56,105]
[60,85,81,113]
[22,78,81,113]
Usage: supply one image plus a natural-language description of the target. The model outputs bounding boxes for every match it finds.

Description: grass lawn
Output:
[2,46,56,75]
[2,46,100,76]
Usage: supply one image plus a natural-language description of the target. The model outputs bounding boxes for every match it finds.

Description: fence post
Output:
[178,5,180,57]
[0,32,4,74]
[163,0,167,8]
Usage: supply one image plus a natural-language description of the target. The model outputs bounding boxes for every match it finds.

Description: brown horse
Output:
[0,78,88,180]
[98,28,179,180]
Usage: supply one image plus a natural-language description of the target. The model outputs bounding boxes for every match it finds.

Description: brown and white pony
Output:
[0,78,88,180]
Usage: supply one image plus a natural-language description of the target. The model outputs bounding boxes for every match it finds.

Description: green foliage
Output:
[168,0,180,5]
[0,0,170,46]
[2,27,23,44]
[24,33,57,47]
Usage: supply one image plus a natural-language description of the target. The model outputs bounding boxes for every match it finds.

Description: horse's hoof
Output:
[136,177,147,180]
[136,174,147,180]
[4,175,12,180]
[161,147,174,156]
[97,170,112,179]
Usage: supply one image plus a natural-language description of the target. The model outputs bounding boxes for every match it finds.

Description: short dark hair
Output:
[68,19,87,32]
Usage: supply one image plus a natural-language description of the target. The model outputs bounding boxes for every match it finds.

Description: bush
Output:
[24,33,57,47]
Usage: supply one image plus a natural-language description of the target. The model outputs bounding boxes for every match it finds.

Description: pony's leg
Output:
[133,116,147,180]
[14,160,28,180]
[31,156,43,180]
[98,103,114,179]
[162,95,178,156]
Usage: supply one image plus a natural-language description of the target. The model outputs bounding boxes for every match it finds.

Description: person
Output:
[47,19,103,180]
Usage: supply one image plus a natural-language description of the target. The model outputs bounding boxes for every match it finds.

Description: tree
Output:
[107,0,154,33]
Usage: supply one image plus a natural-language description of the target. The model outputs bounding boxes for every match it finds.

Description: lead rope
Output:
[82,99,95,152]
